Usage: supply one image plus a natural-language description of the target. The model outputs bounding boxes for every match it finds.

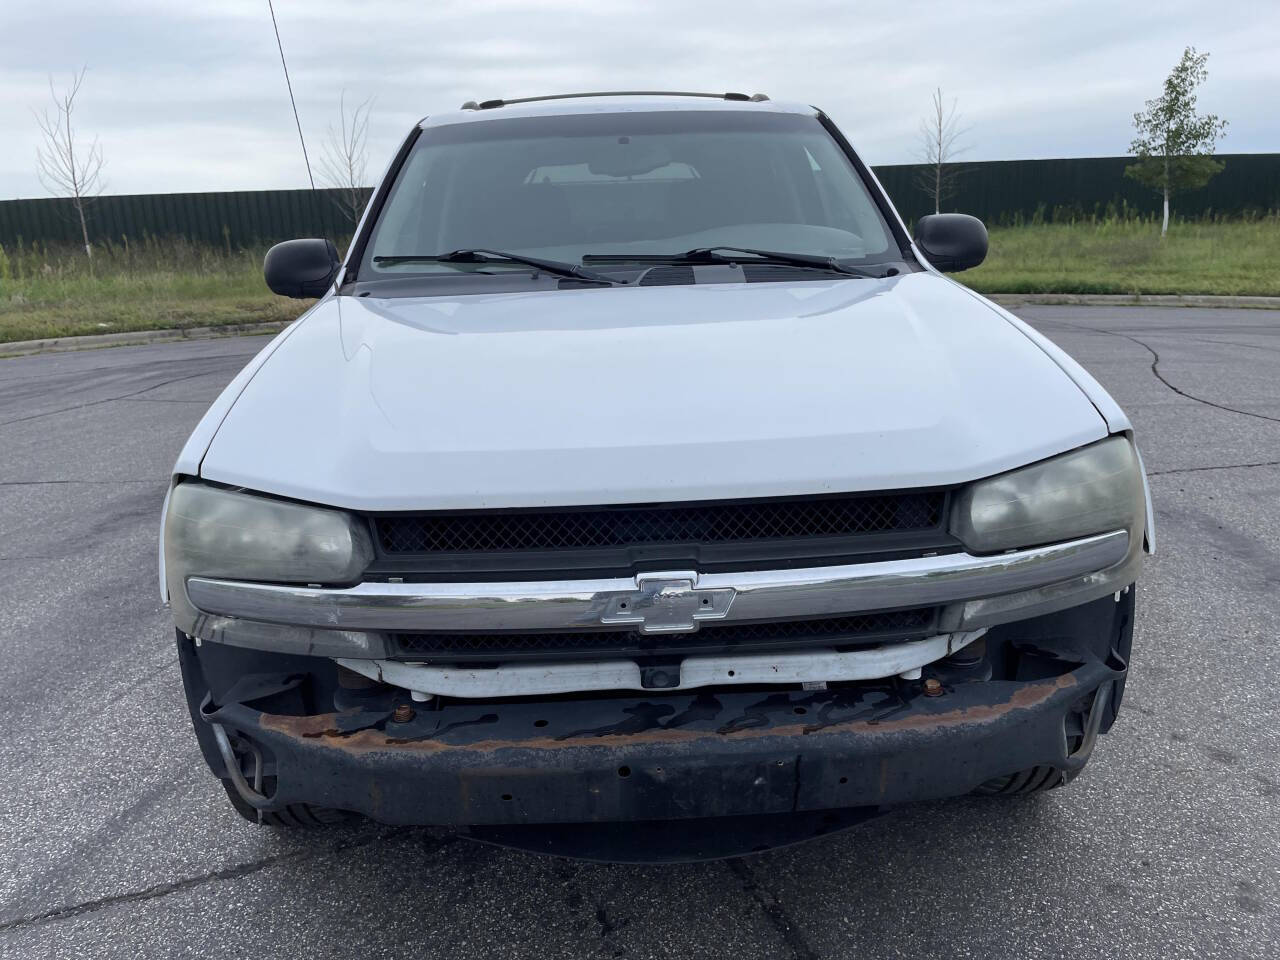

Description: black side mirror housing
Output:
[914,214,988,272]
[264,239,341,298]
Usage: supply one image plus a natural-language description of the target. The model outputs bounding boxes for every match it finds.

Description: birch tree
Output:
[915,88,968,215]
[1125,47,1227,237]
[34,68,105,259]
[317,91,374,226]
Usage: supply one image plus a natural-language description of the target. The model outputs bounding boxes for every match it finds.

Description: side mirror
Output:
[914,214,988,272]
[264,239,341,298]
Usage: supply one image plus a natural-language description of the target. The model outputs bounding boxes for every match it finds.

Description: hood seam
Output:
[194,302,320,477]
[944,277,1115,433]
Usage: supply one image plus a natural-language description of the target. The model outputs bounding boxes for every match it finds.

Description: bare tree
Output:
[915,88,969,215]
[34,67,106,258]
[317,91,374,226]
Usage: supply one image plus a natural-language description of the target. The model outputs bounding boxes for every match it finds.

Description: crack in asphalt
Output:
[1042,319,1280,425]
[0,367,235,429]
[0,479,164,487]
[0,829,446,934]
[1173,335,1280,356]
[0,849,319,933]
[726,858,819,960]
[95,657,180,712]
[0,349,254,384]
[1148,460,1280,477]
[120,397,217,405]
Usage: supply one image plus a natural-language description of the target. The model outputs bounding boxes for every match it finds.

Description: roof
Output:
[418,92,817,130]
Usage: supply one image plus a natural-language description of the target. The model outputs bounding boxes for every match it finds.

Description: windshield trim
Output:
[343,125,421,286]
[816,110,914,255]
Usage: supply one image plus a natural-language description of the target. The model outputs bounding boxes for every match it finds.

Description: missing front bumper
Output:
[184,590,1135,828]
[199,661,1117,825]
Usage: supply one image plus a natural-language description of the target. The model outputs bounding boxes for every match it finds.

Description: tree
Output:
[915,88,968,215]
[34,67,106,259]
[317,91,374,226]
[1125,47,1227,237]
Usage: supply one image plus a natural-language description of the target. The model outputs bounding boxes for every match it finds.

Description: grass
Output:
[1,216,1278,344]
[961,215,1280,297]
[0,238,306,343]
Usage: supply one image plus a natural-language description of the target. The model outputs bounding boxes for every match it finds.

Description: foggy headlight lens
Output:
[951,437,1143,553]
[165,482,373,583]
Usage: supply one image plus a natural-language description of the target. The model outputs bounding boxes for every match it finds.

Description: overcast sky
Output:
[1,0,1276,199]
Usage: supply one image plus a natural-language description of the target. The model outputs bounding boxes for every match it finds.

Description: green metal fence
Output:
[874,153,1280,227]
[1,155,1276,251]
[0,188,365,251]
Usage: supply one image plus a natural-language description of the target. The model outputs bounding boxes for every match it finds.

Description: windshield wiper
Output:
[584,246,882,277]
[373,249,622,285]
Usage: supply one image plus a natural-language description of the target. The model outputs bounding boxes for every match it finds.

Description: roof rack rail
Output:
[459,91,770,110]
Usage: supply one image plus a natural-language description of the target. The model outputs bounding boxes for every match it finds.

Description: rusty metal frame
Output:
[199,655,1122,827]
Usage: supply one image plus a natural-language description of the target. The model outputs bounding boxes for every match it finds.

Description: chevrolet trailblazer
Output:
[162,92,1152,858]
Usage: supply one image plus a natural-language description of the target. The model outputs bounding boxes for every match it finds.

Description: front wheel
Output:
[972,764,1082,797]
[219,779,352,828]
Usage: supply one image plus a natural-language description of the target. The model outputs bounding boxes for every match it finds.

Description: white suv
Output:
[161,92,1152,858]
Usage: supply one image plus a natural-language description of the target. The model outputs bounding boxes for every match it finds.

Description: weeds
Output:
[962,214,1280,297]
[0,236,307,342]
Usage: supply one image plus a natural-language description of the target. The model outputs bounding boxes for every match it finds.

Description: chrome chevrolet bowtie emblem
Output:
[600,572,735,634]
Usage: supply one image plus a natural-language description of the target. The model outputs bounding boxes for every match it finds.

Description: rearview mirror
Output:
[587,139,673,178]
[264,238,341,298]
[914,214,988,272]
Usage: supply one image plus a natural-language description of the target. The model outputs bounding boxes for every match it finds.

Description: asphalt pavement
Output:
[1,305,1277,959]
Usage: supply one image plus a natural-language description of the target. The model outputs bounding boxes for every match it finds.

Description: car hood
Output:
[198,273,1108,510]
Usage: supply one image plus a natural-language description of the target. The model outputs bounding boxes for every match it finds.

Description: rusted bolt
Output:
[922,677,945,697]
[392,704,415,723]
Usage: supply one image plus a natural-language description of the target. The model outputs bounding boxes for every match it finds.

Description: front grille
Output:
[391,607,938,662]
[374,491,945,556]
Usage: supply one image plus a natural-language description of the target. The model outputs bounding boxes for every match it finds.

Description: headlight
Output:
[165,482,373,584]
[951,437,1144,553]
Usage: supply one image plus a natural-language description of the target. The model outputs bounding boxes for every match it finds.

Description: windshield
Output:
[360,110,900,280]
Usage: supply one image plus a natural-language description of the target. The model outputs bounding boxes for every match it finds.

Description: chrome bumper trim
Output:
[335,629,987,699]
[186,530,1129,634]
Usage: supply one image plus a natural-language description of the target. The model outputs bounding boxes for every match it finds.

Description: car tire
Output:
[972,764,1080,797]
[220,779,351,827]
